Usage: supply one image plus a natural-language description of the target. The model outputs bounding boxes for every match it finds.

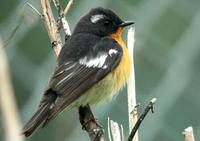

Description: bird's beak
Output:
[119,21,135,27]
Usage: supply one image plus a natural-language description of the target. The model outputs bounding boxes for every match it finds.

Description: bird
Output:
[22,7,134,137]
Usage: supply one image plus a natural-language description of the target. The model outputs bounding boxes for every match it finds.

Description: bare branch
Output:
[64,0,74,16]
[40,0,63,56]
[79,105,105,141]
[183,126,196,141]
[108,118,124,141]
[128,98,157,141]
[120,124,125,141]
[0,39,24,141]
[127,27,139,141]
[26,2,43,18]
[52,0,71,35]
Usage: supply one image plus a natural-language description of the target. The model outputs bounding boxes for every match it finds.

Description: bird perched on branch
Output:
[22,7,134,137]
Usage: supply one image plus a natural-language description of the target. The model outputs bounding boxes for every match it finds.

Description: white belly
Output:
[73,74,119,106]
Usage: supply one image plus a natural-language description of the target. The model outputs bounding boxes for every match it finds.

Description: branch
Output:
[64,0,74,16]
[108,118,124,141]
[40,0,63,56]
[79,105,105,141]
[127,27,139,141]
[52,0,71,35]
[0,39,24,141]
[183,126,196,141]
[128,98,157,141]
[26,2,43,18]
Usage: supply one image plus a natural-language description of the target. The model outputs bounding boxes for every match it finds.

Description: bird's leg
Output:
[93,118,103,129]
[78,104,104,141]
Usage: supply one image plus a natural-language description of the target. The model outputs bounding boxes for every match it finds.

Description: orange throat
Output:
[109,27,132,91]
[110,27,125,40]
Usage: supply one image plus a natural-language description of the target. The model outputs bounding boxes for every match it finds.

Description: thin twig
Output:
[108,117,112,141]
[64,0,74,16]
[53,0,71,35]
[127,27,139,141]
[0,39,24,141]
[120,124,125,141]
[128,98,157,141]
[183,126,196,141]
[4,16,24,47]
[4,2,40,48]
[26,2,43,18]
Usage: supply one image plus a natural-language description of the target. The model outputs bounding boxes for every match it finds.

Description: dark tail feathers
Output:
[22,90,57,137]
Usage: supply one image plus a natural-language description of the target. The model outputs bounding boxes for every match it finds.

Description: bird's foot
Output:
[81,118,103,130]
[88,127,104,141]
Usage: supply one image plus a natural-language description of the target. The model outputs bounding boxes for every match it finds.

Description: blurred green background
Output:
[1,0,200,141]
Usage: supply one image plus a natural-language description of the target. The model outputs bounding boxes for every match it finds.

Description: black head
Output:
[73,8,134,37]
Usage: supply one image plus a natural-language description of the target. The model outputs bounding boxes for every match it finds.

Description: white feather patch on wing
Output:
[108,49,118,57]
[90,14,105,23]
[79,53,108,68]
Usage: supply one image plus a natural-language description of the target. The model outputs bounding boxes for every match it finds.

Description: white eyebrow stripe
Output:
[79,53,108,68]
[90,14,105,23]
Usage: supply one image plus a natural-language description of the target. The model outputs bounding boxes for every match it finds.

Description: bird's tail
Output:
[22,90,57,137]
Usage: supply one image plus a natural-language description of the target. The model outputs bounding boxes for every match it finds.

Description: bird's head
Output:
[73,8,134,37]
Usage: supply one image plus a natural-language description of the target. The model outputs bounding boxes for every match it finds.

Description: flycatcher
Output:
[22,7,134,137]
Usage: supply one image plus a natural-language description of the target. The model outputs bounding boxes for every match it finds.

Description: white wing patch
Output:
[109,49,118,56]
[90,14,105,23]
[79,53,108,68]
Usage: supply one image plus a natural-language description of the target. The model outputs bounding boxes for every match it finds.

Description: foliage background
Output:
[1,0,200,141]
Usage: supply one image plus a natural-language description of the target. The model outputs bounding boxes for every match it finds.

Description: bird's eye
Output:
[103,20,110,26]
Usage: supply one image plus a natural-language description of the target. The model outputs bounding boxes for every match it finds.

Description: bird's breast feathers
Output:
[74,28,131,106]
[110,27,132,94]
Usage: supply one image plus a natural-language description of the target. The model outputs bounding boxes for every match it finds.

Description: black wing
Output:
[46,38,122,121]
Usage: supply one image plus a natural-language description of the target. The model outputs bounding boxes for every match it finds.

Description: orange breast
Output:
[73,28,132,105]
[110,27,132,92]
